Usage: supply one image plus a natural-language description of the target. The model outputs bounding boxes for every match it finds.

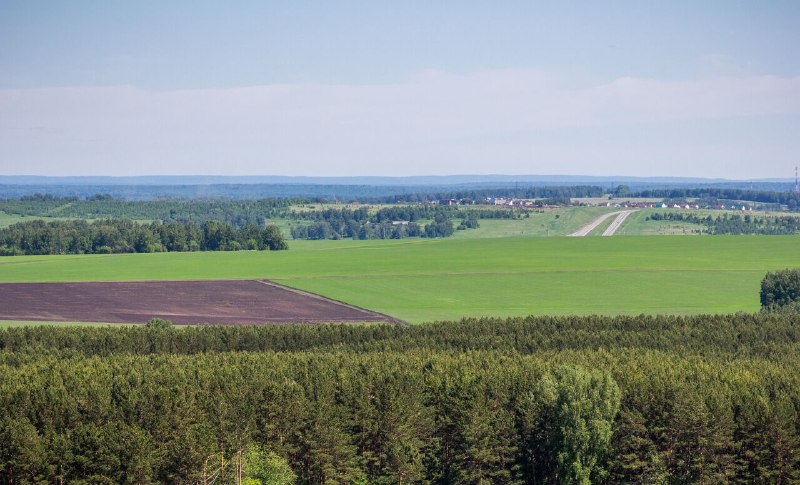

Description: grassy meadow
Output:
[2,235,798,323]
[0,210,116,229]
[616,209,704,235]
[0,211,26,228]
[450,206,620,238]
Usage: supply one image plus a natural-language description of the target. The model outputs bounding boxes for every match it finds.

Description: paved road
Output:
[602,210,637,236]
[568,211,623,236]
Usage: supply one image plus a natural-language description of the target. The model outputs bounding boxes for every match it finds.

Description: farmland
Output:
[3,189,800,484]
[0,211,25,228]
[449,206,619,237]
[0,280,394,325]
[0,210,109,229]
[2,235,798,323]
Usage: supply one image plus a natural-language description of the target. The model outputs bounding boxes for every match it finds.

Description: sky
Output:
[1,1,799,179]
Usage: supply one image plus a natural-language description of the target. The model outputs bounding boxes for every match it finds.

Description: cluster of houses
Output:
[596,201,754,211]
[484,197,538,207]
[422,197,570,208]
[710,204,755,211]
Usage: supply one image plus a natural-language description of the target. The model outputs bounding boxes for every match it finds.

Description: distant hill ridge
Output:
[0,175,795,200]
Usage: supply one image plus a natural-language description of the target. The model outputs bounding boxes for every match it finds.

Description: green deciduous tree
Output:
[242,444,296,485]
[146,317,174,330]
[761,268,800,311]
[538,365,621,485]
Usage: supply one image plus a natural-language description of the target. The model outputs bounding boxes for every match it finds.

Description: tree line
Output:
[1,197,515,235]
[2,313,796,358]
[358,185,604,204]
[0,183,470,200]
[0,196,306,228]
[1,313,798,483]
[289,215,462,240]
[632,188,800,209]
[647,212,800,235]
[761,268,800,313]
[288,207,494,240]
[0,219,287,255]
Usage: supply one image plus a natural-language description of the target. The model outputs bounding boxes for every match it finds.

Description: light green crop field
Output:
[616,208,800,236]
[450,206,620,238]
[0,211,26,228]
[616,209,705,236]
[0,211,115,229]
[1,235,798,323]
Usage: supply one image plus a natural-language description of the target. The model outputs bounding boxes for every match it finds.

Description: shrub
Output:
[145,318,174,329]
[760,268,800,312]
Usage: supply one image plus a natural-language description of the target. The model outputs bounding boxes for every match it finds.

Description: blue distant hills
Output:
[0,175,795,200]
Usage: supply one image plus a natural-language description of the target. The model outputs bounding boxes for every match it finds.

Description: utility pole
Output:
[795,166,799,193]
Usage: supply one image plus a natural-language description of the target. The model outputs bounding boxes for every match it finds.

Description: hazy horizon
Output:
[2,2,799,179]
[1,173,794,185]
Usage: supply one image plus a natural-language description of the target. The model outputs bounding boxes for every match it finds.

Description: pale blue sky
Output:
[1,1,799,178]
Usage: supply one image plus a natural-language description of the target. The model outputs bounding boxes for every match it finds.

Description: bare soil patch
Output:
[0,280,398,325]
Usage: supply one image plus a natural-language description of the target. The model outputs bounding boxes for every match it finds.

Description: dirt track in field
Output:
[0,280,400,325]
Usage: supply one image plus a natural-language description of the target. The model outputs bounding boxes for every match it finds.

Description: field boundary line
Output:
[256,279,408,326]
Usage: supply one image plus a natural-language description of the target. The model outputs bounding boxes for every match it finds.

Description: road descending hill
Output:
[602,210,637,236]
[569,211,624,236]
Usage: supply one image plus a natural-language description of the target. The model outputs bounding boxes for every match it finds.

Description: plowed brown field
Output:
[0,280,397,325]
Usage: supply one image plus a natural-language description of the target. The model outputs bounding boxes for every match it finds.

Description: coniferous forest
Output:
[1,313,799,484]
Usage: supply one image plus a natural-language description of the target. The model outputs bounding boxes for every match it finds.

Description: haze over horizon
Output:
[2,1,799,179]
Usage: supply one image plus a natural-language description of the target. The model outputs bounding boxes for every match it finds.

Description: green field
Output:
[0,211,26,228]
[615,209,705,235]
[0,211,120,229]
[614,208,800,236]
[2,235,798,323]
[450,206,620,238]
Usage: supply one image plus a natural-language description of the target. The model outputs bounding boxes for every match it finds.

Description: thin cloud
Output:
[1,70,799,176]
